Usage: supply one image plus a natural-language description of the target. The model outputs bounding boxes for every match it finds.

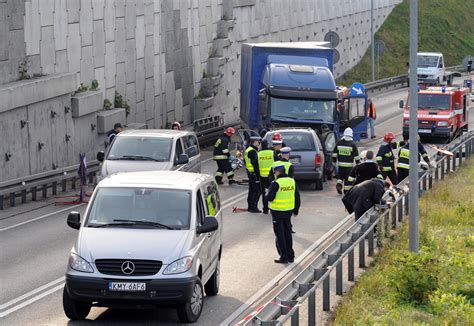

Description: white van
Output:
[63,171,222,323]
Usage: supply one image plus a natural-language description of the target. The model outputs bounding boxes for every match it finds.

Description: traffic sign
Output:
[350,82,366,96]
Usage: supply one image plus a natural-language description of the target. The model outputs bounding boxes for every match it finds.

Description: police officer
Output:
[245,136,262,213]
[346,150,383,190]
[213,127,236,185]
[206,185,216,216]
[271,147,295,179]
[258,140,274,214]
[397,135,431,183]
[272,133,284,161]
[333,128,360,194]
[266,164,301,264]
[376,132,405,185]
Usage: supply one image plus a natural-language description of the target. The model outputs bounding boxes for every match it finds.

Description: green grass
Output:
[332,159,474,325]
[338,0,474,85]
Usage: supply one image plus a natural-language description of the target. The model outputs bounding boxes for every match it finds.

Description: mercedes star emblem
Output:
[121,261,135,275]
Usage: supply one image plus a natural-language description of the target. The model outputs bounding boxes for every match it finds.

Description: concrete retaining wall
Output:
[0,0,401,181]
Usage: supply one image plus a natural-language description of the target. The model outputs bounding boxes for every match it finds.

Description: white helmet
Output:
[343,127,353,138]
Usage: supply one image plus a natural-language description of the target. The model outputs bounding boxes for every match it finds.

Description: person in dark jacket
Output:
[333,127,360,194]
[259,123,273,138]
[245,136,261,212]
[266,164,301,264]
[346,150,383,190]
[376,132,405,185]
[213,127,236,185]
[397,135,431,183]
[107,123,123,145]
[342,178,390,221]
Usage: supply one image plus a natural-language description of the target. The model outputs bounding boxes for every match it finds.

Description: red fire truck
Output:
[401,86,470,140]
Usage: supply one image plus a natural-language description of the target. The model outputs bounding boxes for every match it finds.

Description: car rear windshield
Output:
[278,132,316,151]
[418,94,450,110]
[86,187,191,229]
[107,137,172,161]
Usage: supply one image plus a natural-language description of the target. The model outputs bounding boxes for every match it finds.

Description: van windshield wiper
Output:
[121,155,161,161]
[113,219,176,230]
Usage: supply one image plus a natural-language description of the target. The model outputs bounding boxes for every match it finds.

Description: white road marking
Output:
[220,213,353,326]
[0,204,84,232]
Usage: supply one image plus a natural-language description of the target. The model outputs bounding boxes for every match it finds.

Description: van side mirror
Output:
[97,151,105,162]
[258,88,267,116]
[399,100,404,109]
[67,212,81,230]
[197,216,219,234]
[176,153,189,165]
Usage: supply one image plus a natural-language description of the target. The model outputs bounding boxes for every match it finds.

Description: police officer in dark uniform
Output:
[245,136,261,213]
[266,164,301,264]
[213,127,236,185]
[333,128,360,194]
[258,140,274,214]
[397,135,431,183]
[346,150,383,190]
[376,132,405,185]
[271,147,295,180]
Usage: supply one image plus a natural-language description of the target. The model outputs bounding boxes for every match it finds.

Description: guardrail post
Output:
[359,239,366,268]
[447,155,451,174]
[348,249,354,282]
[308,290,316,326]
[0,195,3,210]
[52,181,57,196]
[458,147,463,167]
[42,184,47,199]
[452,152,456,171]
[435,164,439,181]
[422,174,427,192]
[405,193,409,215]
[428,171,433,189]
[323,276,330,311]
[398,200,403,222]
[10,192,15,207]
[368,229,375,257]
[21,189,27,203]
[441,159,446,180]
[62,179,67,192]
[32,187,37,201]
[391,204,397,229]
[291,308,299,326]
[336,261,343,295]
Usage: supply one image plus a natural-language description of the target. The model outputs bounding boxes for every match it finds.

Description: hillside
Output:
[338,0,474,85]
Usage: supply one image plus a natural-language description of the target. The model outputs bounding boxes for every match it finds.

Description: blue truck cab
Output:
[240,42,368,141]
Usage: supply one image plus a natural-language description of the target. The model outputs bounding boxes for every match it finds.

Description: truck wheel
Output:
[177,278,204,323]
[204,259,220,296]
[63,287,91,320]
[314,178,323,191]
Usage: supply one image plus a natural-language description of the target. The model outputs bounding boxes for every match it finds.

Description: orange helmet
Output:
[171,121,181,130]
[224,127,235,136]
[384,132,395,143]
[272,132,283,144]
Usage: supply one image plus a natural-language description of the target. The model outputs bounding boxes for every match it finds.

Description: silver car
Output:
[97,130,201,182]
[264,128,325,190]
[63,171,222,323]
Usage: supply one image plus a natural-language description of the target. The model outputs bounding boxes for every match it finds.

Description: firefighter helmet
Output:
[171,121,181,130]
[224,127,236,136]
[384,132,395,143]
[272,132,283,144]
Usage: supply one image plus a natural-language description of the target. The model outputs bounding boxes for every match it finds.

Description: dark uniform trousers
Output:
[272,213,295,261]
[337,167,353,192]
[247,172,261,210]
[260,176,270,212]
[215,160,234,183]
[397,168,409,184]
[382,170,398,185]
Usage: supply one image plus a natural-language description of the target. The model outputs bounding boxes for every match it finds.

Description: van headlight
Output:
[437,121,449,127]
[69,253,94,273]
[163,257,193,275]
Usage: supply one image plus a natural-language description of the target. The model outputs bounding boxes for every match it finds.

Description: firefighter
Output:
[342,178,391,221]
[376,132,405,185]
[367,98,376,139]
[266,164,301,264]
[346,150,383,190]
[245,136,262,213]
[397,135,431,183]
[171,121,181,130]
[213,127,236,185]
[333,128,360,194]
[258,140,274,214]
[272,133,284,161]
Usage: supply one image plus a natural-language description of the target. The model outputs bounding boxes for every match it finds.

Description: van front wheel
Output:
[62,287,91,320]
[177,278,204,323]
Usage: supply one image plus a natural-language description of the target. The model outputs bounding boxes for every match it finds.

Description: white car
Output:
[63,171,222,323]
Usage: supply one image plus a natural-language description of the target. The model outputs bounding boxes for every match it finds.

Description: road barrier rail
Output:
[238,130,474,325]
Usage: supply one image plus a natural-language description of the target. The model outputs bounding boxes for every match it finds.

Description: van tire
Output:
[314,178,324,191]
[177,277,204,323]
[204,259,220,296]
[63,287,91,320]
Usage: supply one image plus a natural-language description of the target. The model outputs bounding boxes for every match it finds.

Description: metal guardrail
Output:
[364,65,466,93]
[239,130,474,325]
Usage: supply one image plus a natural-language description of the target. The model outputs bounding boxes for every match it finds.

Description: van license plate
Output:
[418,129,431,134]
[108,282,146,292]
[290,157,300,164]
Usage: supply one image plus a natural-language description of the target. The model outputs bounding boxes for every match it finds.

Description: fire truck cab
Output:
[401,86,470,140]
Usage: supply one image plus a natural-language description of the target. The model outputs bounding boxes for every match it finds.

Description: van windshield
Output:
[86,188,191,229]
[418,55,439,68]
[107,137,172,162]
[418,94,450,110]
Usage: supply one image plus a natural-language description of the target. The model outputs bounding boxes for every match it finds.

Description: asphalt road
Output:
[1,79,471,326]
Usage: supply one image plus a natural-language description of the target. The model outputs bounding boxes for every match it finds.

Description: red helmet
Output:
[171,121,181,130]
[272,132,283,144]
[224,127,235,136]
[384,132,395,142]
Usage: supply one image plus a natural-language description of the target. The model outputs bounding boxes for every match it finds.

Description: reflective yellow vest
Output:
[272,161,292,176]
[206,195,216,216]
[258,150,274,177]
[269,177,296,211]
[245,147,256,172]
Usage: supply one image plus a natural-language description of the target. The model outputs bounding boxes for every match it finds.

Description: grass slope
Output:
[338,0,474,85]
[333,159,474,324]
